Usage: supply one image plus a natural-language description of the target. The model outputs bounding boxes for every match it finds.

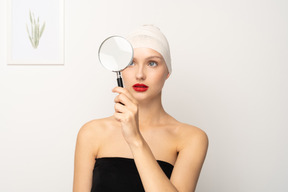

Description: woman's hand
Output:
[112,87,142,146]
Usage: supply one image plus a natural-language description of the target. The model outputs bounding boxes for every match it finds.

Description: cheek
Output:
[151,72,168,88]
[122,70,131,80]
[153,67,168,80]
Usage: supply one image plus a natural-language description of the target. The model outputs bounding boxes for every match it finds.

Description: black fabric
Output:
[91,157,174,192]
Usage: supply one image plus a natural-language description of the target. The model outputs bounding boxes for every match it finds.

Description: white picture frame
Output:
[7,0,64,65]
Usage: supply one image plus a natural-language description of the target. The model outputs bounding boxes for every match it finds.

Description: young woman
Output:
[73,25,208,192]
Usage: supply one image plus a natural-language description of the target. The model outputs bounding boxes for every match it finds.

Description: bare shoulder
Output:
[79,117,112,132]
[78,118,102,135]
[176,122,209,151]
[76,116,115,146]
[179,123,208,139]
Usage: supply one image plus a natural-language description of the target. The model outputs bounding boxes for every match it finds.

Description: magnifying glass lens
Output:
[98,36,133,72]
[98,36,133,87]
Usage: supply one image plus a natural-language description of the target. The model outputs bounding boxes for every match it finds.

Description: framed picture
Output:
[7,0,64,65]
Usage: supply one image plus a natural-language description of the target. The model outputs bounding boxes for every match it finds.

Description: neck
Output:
[137,93,168,128]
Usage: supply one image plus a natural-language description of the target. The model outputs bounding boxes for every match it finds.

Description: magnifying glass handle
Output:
[116,71,124,87]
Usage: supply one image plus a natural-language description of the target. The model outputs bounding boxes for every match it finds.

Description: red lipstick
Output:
[133,84,149,92]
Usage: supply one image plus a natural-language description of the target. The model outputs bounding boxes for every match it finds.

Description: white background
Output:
[0,0,287,191]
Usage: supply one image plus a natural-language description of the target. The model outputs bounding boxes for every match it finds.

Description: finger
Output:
[114,94,120,103]
[112,87,137,104]
[114,102,125,113]
[113,112,124,122]
[114,93,133,106]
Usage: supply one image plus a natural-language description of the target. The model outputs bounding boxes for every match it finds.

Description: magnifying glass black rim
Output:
[98,35,134,72]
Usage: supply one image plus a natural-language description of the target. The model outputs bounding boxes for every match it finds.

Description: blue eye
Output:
[148,61,157,67]
[129,62,135,66]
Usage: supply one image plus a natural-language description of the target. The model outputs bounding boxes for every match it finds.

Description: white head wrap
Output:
[126,25,172,74]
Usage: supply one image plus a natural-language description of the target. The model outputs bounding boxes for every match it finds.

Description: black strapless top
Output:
[91,157,174,192]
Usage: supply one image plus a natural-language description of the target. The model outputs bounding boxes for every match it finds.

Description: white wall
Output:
[0,0,287,191]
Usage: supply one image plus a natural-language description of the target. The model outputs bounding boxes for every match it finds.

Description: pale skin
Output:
[73,48,208,192]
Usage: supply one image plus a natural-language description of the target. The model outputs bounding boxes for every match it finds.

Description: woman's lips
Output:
[133,84,149,92]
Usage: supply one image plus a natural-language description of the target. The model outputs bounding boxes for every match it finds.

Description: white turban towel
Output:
[126,25,172,74]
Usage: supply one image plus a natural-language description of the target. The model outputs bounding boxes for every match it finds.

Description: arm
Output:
[170,128,208,192]
[73,122,98,192]
[113,87,208,192]
[130,126,208,192]
[129,136,179,192]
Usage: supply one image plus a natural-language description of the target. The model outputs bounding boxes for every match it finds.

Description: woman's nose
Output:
[136,65,146,80]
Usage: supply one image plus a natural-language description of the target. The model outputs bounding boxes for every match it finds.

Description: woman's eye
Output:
[148,61,158,67]
[129,62,135,67]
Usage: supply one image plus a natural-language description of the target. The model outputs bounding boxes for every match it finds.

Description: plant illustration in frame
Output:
[8,0,64,65]
[26,10,46,49]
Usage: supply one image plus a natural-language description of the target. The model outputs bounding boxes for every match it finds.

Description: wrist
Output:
[128,134,145,150]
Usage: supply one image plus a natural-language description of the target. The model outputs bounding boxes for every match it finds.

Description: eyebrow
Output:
[146,56,163,60]
[133,56,163,61]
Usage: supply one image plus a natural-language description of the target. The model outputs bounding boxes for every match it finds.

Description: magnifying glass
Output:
[98,36,134,87]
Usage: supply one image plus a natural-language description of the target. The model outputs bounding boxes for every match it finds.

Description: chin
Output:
[133,90,162,103]
[132,91,148,100]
